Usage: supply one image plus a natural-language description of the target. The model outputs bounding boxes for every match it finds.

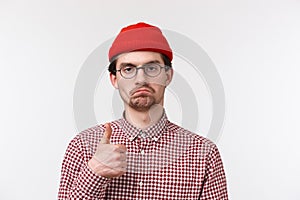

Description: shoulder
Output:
[166,120,218,152]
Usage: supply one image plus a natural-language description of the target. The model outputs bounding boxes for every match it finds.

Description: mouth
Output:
[131,87,153,96]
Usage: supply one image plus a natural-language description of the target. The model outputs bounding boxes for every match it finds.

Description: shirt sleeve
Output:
[58,136,111,199]
[200,144,228,200]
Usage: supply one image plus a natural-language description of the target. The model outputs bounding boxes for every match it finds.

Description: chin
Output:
[129,97,155,111]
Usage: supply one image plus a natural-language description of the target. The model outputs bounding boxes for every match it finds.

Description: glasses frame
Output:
[115,63,171,79]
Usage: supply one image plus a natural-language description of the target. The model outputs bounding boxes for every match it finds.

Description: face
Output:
[110,51,173,112]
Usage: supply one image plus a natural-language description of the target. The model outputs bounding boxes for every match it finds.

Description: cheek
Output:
[148,76,168,87]
[151,84,166,95]
[117,79,134,94]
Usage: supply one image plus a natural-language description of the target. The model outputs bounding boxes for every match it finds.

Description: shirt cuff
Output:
[76,163,112,197]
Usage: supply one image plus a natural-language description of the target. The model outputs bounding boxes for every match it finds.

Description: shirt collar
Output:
[120,110,168,142]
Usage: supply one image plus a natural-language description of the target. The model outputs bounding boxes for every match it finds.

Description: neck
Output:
[124,104,164,130]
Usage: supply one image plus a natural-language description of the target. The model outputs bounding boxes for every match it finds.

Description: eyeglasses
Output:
[115,63,170,79]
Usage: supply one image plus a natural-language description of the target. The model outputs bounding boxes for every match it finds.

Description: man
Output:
[58,22,228,199]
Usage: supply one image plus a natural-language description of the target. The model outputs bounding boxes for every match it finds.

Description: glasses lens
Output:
[120,65,136,79]
[144,63,161,77]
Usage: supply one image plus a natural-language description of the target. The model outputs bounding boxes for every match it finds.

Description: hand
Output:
[88,123,127,178]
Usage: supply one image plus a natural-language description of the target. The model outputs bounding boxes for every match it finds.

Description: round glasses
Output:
[115,63,170,79]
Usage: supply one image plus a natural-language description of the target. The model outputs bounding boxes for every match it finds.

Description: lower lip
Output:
[134,90,151,95]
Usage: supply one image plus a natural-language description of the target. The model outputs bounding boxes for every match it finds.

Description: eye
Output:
[121,66,135,74]
[145,64,159,72]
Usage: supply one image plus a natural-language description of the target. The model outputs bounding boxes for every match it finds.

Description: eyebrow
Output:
[119,60,162,68]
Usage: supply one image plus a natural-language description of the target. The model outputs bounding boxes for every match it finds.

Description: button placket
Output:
[153,136,159,142]
[139,130,147,153]
[139,181,143,187]
[139,130,147,139]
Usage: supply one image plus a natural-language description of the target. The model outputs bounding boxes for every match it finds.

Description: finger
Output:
[115,144,127,153]
[115,152,127,161]
[114,170,126,177]
[100,123,112,144]
[118,162,127,172]
[112,162,127,172]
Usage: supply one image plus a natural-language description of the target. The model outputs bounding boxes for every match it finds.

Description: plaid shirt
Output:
[58,113,228,199]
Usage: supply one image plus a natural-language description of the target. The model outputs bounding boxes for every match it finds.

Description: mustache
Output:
[130,85,155,95]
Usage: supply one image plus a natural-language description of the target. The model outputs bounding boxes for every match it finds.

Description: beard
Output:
[129,95,156,111]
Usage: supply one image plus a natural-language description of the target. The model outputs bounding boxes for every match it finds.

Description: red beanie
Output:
[108,22,173,62]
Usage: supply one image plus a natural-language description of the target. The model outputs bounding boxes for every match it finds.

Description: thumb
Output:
[100,123,112,144]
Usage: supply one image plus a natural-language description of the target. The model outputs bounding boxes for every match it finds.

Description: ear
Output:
[109,73,119,89]
[165,68,174,86]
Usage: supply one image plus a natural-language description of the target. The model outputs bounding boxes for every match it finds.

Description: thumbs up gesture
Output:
[88,123,127,178]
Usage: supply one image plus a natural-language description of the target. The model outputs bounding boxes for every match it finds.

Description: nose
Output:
[134,67,148,85]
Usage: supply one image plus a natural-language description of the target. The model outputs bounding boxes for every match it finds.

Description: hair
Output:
[108,53,172,75]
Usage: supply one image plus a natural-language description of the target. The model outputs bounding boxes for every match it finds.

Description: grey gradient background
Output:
[0,0,299,199]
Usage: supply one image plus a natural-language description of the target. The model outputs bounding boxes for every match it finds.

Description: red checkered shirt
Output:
[58,112,228,199]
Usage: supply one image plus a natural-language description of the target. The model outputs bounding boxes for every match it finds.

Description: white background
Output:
[1,0,299,199]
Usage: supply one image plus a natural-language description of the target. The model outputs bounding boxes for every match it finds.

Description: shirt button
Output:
[140,150,145,155]
[129,136,135,141]
[140,132,147,139]
[153,137,158,141]
[139,181,143,187]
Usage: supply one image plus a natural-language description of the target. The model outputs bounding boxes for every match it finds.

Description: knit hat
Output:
[108,22,173,62]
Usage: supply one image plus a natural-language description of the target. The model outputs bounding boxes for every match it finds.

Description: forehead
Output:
[116,51,164,66]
